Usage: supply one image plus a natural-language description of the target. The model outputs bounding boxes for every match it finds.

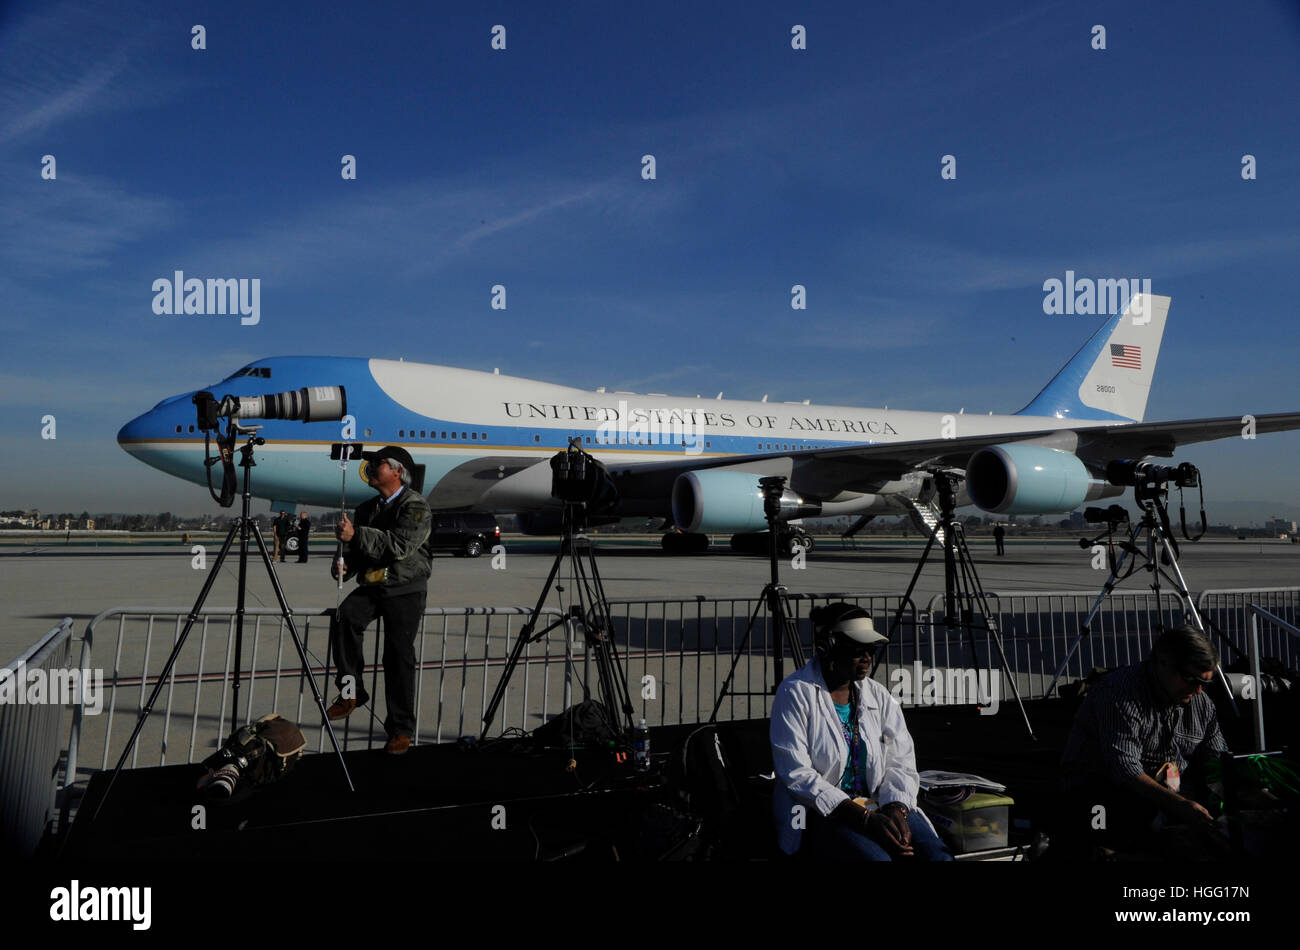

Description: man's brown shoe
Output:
[384,734,412,756]
[326,696,360,720]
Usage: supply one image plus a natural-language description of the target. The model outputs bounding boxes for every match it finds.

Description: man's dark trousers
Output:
[331,586,427,738]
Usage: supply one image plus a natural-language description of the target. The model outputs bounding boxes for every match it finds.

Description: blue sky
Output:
[2,0,1297,518]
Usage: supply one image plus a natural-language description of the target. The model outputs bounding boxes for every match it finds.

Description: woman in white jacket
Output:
[770,602,952,860]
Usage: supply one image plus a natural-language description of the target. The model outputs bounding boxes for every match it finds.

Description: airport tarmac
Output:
[3,534,1298,662]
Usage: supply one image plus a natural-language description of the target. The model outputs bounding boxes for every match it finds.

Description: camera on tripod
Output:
[1106,459,1200,490]
[549,439,618,511]
[191,386,349,508]
[192,386,348,431]
[1084,504,1130,525]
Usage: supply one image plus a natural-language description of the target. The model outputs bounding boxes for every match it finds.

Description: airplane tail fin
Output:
[1016,292,1170,423]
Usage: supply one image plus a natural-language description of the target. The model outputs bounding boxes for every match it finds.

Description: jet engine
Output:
[965,444,1119,514]
[671,470,821,533]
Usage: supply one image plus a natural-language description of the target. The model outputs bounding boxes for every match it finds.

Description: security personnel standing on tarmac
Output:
[273,510,292,561]
[327,446,431,755]
[296,510,311,563]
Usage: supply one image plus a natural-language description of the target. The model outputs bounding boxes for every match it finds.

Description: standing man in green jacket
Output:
[327,446,431,755]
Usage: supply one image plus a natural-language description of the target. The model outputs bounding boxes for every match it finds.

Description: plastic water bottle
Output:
[633,718,650,771]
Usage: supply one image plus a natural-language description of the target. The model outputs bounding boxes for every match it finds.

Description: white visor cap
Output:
[830,615,888,646]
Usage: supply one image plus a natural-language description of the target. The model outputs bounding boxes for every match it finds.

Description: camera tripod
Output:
[710,476,808,721]
[92,424,354,822]
[887,470,1033,737]
[480,499,635,745]
[1044,485,1230,701]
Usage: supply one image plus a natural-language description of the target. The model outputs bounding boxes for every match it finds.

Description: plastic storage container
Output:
[920,792,1013,853]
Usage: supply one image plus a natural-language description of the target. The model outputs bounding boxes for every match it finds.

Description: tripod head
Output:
[200,419,267,507]
[925,468,965,523]
[550,439,618,533]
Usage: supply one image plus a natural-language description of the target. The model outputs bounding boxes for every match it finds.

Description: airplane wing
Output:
[608,411,1300,500]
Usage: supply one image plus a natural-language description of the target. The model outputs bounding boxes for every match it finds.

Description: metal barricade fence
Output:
[921,590,1190,701]
[68,596,922,786]
[604,592,921,725]
[1243,604,1300,751]
[1,618,74,856]
[1196,588,1300,670]
[66,607,572,801]
[49,587,1300,837]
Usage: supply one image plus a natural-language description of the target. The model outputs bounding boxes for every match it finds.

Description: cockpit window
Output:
[221,366,272,381]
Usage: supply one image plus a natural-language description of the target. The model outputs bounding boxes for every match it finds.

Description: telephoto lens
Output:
[232,386,347,423]
[207,763,241,799]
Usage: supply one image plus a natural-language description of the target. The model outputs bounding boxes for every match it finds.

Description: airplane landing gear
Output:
[661,531,710,554]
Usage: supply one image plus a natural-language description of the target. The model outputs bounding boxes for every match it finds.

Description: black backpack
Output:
[669,724,742,824]
[531,700,619,749]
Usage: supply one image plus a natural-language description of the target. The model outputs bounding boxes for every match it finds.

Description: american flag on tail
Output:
[1110,343,1141,369]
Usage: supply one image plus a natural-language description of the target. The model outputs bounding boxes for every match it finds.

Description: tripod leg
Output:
[578,540,635,734]
[952,528,1034,738]
[772,588,806,669]
[249,523,355,791]
[1150,527,1240,717]
[887,524,940,642]
[709,594,768,723]
[481,544,566,739]
[1044,522,1139,698]
[92,522,241,822]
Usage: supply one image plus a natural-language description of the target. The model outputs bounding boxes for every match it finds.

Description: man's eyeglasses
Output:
[1179,671,1214,690]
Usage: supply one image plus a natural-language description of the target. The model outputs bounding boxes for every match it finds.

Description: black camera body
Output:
[1106,459,1199,489]
[549,440,618,512]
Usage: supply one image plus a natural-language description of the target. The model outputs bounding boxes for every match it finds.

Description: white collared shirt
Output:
[770,658,926,854]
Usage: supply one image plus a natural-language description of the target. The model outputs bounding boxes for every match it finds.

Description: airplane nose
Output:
[117,412,149,450]
[119,391,193,452]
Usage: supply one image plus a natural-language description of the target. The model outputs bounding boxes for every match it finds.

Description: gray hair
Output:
[1152,625,1218,672]
[388,459,412,487]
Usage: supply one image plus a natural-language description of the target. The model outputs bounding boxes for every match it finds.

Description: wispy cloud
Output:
[0,0,173,143]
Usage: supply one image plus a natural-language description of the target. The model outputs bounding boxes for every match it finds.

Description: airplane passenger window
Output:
[420,430,426,438]
[365,429,372,437]
[399,430,405,437]
[188,426,195,433]
[461,432,467,439]
[441,431,446,439]
[481,433,486,440]
[175,425,182,433]
[451,432,457,439]
[534,435,540,442]
[471,432,477,439]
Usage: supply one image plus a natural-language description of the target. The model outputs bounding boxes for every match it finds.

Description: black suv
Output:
[429,512,500,558]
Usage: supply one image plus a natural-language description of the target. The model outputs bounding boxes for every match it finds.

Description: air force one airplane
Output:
[119,294,1300,552]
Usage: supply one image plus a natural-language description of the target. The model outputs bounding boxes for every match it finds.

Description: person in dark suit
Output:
[273,510,291,561]
[296,511,311,562]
